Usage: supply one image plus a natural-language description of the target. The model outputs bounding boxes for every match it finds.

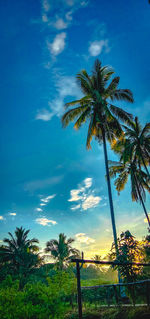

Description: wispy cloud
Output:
[82,195,101,210]
[35,208,43,212]
[41,0,51,23]
[0,216,4,220]
[35,194,56,212]
[9,213,16,216]
[24,176,63,192]
[54,18,68,30]
[75,233,95,244]
[84,177,92,188]
[36,75,82,121]
[89,39,110,56]
[71,204,81,210]
[35,109,53,121]
[47,32,67,56]
[41,194,56,203]
[68,177,102,211]
[35,217,57,226]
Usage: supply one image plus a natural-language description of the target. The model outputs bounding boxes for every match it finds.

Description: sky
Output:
[0,0,150,258]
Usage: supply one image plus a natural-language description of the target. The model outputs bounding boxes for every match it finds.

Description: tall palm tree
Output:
[112,117,150,178]
[0,226,40,276]
[109,160,150,226]
[45,233,79,270]
[62,59,134,254]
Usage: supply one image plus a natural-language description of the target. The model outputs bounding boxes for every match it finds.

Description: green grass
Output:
[65,307,150,319]
[81,278,117,287]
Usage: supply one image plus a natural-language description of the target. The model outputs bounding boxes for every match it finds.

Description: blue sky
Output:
[0,0,150,257]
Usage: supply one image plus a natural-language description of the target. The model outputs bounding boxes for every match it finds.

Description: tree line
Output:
[0,226,149,286]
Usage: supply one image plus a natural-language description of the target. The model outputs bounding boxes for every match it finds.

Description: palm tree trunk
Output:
[133,172,150,227]
[101,128,119,255]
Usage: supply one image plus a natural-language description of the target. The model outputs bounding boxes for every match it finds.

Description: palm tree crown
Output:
[45,233,79,270]
[112,117,150,177]
[62,59,134,149]
[109,160,150,226]
[0,226,40,275]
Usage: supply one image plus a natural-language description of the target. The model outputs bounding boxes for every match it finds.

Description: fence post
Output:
[76,261,82,319]
[146,281,150,307]
[113,285,119,305]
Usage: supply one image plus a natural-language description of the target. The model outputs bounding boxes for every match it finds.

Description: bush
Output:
[0,272,76,319]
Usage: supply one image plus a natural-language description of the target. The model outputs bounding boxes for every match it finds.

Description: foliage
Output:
[110,231,143,282]
[0,227,41,285]
[62,59,133,149]
[65,307,150,319]
[109,159,150,225]
[45,233,79,270]
[112,117,150,175]
[110,117,150,225]
[0,271,76,319]
[141,229,150,277]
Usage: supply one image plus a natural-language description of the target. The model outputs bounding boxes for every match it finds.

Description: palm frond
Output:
[106,77,120,94]
[110,104,133,124]
[62,105,88,127]
[110,89,134,103]
[141,122,150,137]
[86,114,97,149]
[74,107,91,130]
[115,170,129,193]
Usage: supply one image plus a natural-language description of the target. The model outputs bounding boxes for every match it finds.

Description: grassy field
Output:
[65,307,150,319]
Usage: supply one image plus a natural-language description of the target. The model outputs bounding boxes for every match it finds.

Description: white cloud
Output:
[41,0,51,23]
[71,204,81,210]
[65,11,72,21]
[89,40,110,56]
[37,194,56,211]
[68,189,82,202]
[9,213,16,216]
[41,194,56,203]
[36,208,43,212]
[0,216,4,220]
[84,177,92,188]
[75,233,95,244]
[54,18,67,30]
[36,75,82,121]
[82,195,102,210]
[35,217,57,226]
[42,0,50,13]
[47,32,66,56]
[42,14,48,23]
[36,109,53,121]
[68,177,102,211]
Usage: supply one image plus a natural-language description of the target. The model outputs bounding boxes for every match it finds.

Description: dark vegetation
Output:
[0,226,150,318]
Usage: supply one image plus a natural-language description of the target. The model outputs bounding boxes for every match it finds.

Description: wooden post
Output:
[146,281,150,307]
[76,261,82,319]
[113,285,119,305]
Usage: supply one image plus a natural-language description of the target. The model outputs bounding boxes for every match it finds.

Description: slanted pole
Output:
[76,261,82,319]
